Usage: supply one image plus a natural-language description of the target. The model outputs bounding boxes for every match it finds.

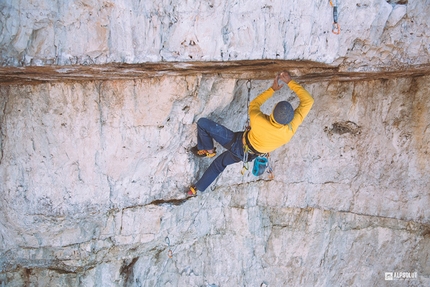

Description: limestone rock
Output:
[0,0,429,70]
[0,74,429,285]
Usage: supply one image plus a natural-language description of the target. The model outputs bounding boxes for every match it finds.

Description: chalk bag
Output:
[252,156,268,176]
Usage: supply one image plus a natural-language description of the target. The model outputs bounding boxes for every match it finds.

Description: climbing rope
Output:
[156,192,211,285]
[241,79,275,180]
[329,0,340,34]
[241,79,252,175]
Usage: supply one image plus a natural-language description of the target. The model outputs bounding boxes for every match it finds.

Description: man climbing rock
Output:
[186,71,314,197]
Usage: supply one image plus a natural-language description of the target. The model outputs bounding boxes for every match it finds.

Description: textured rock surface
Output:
[1,75,429,286]
[1,0,429,70]
[1,0,430,285]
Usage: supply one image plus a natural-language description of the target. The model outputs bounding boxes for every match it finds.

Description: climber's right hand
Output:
[279,71,292,85]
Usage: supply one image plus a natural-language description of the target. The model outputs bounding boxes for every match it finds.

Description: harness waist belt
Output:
[243,131,263,155]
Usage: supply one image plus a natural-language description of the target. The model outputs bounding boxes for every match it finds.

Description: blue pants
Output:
[194,118,256,191]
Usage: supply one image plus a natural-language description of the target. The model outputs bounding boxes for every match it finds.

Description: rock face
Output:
[1,0,429,70]
[1,0,430,286]
[1,75,429,286]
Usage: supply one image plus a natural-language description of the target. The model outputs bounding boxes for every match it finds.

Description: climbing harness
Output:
[241,131,275,180]
[329,0,340,34]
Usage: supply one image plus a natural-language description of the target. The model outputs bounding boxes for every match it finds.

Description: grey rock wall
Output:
[1,75,429,286]
[1,0,430,285]
[1,0,429,70]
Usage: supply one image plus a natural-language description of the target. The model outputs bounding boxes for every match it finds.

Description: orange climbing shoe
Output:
[190,146,216,158]
[186,186,197,198]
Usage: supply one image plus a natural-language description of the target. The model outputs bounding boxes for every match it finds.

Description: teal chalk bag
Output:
[252,156,268,176]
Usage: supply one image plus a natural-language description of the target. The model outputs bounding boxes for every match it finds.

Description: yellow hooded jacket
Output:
[247,80,314,154]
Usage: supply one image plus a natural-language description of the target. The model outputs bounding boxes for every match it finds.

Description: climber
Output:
[186,71,314,197]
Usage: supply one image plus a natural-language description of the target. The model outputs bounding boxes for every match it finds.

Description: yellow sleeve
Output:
[249,87,274,119]
[288,80,314,132]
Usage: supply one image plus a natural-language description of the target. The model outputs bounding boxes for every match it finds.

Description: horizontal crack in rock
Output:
[147,198,191,206]
[1,60,429,85]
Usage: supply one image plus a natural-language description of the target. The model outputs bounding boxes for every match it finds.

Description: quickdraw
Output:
[244,79,252,130]
[329,0,340,35]
[266,153,275,180]
[241,144,250,175]
[165,237,173,258]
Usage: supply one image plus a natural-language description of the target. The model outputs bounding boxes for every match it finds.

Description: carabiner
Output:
[246,79,252,90]
[332,22,340,35]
